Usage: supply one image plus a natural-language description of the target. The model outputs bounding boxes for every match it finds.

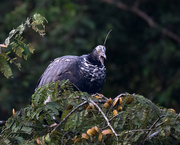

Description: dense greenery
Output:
[0,81,179,144]
[0,0,180,122]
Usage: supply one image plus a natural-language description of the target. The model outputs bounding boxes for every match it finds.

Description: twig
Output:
[124,128,155,134]
[109,112,121,122]
[148,118,168,139]
[89,99,118,137]
[141,115,165,144]
[149,130,160,139]
[155,119,167,128]
[0,121,8,136]
[92,93,109,100]
[101,0,180,44]
[61,131,71,145]
[78,96,107,104]
[50,101,88,134]
[96,99,107,103]
[0,128,13,145]
[170,134,179,142]
[114,92,130,100]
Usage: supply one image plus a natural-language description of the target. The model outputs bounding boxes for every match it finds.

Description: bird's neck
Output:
[87,53,101,66]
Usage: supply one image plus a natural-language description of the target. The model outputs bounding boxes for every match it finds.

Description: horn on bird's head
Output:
[103,29,112,46]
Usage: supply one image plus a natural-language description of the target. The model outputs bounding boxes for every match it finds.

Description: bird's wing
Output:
[36,56,79,89]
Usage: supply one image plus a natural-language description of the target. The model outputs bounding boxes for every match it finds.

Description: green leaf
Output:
[0,53,13,78]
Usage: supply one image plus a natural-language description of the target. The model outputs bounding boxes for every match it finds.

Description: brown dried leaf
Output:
[72,135,77,140]
[104,102,110,108]
[86,103,95,110]
[117,106,123,111]
[113,110,118,116]
[82,133,89,139]
[74,138,81,143]
[36,138,41,145]
[87,129,93,136]
[98,133,103,141]
[94,95,102,99]
[164,118,168,122]
[119,97,123,105]
[90,136,93,142]
[113,97,119,107]
[126,96,134,104]
[169,108,176,114]
[91,127,98,135]
[102,129,113,135]
[12,108,15,115]
[107,98,112,104]
[89,103,95,109]
[94,126,100,133]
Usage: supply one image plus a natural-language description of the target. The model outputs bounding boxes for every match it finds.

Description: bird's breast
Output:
[79,60,106,83]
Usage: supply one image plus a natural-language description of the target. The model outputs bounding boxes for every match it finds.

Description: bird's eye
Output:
[98,50,100,53]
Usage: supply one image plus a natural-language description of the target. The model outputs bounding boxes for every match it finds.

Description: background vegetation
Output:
[0,0,180,120]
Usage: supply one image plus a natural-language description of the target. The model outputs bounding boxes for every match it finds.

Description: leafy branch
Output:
[0,13,47,78]
[0,80,179,144]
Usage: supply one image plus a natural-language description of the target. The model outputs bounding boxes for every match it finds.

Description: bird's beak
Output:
[99,53,106,65]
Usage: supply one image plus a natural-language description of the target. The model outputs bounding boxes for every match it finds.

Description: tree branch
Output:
[90,99,118,137]
[101,0,180,43]
[51,101,88,134]
[141,115,165,144]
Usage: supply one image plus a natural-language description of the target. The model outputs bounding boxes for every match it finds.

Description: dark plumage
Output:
[36,45,106,94]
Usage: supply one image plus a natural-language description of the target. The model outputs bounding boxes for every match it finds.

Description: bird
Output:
[36,45,106,94]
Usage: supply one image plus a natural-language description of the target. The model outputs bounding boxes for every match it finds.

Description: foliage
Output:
[0,13,47,78]
[0,81,179,144]
[0,0,180,132]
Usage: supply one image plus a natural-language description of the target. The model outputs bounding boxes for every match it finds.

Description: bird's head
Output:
[89,45,106,65]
